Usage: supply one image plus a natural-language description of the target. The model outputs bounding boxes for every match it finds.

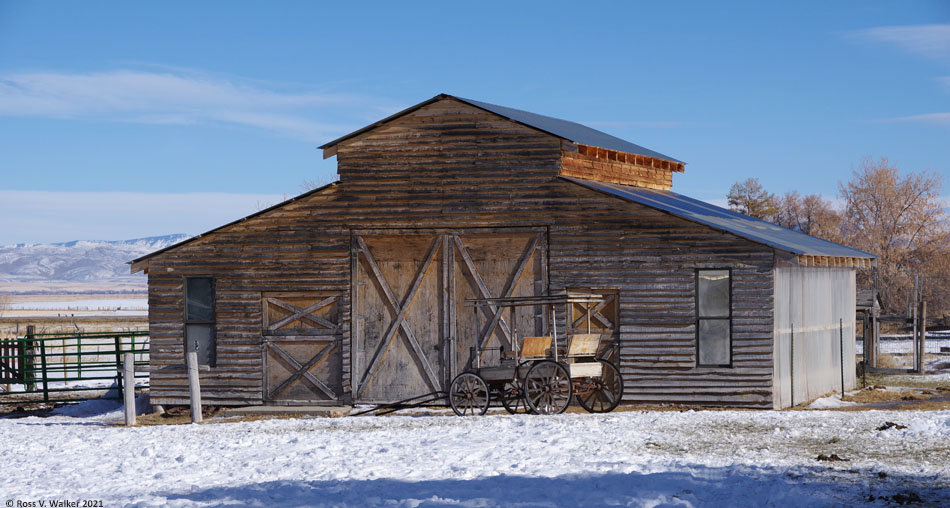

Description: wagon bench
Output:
[130,93,875,410]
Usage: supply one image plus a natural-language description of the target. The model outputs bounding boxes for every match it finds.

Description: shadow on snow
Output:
[160,465,948,508]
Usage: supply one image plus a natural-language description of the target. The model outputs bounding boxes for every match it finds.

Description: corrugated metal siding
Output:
[773,265,856,408]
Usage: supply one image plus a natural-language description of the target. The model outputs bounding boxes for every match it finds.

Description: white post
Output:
[123,352,136,426]
[186,351,203,423]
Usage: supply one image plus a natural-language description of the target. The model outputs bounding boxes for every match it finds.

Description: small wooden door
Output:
[567,288,620,360]
[262,292,343,404]
[352,228,547,403]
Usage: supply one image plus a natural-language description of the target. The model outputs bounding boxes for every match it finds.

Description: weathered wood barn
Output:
[131,94,875,409]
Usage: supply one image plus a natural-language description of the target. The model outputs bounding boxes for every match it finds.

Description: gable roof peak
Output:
[320,94,683,164]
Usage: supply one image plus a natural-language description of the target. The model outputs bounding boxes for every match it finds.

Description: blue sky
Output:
[1,1,948,245]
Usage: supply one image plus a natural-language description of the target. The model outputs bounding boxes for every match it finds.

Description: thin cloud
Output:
[850,24,950,61]
[882,112,950,126]
[0,69,374,141]
[939,76,950,90]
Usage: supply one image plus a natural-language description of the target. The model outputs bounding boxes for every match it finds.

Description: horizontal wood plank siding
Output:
[146,98,776,408]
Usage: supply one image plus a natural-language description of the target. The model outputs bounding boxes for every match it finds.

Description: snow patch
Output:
[806,395,858,409]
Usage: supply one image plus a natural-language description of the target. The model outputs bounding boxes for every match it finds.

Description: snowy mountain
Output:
[0,234,190,290]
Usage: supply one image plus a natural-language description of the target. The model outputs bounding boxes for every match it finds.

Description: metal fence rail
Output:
[857,331,950,356]
[0,329,149,404]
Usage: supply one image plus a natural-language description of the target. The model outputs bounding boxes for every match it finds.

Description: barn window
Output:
[696,270,731,367]
[184,277,216,366]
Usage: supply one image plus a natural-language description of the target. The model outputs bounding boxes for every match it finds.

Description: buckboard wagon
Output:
[448,293,624,416]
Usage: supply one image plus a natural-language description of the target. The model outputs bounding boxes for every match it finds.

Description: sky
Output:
[0,1,948,245]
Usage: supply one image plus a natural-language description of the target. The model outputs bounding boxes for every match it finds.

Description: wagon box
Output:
[130,94,875,410]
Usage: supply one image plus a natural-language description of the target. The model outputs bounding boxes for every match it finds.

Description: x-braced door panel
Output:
[263,292,342,404]
[352,229,547,403]
[568,287,620,361]
[451,232,547,374]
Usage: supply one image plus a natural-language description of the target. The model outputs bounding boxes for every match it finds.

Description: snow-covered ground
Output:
[1,401,948,507]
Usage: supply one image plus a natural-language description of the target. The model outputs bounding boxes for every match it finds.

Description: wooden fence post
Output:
[123,352,135,426]
[872,311,880,368]
[186,351,202,423]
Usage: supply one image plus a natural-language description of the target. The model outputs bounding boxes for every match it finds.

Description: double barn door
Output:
[352,228,548,403]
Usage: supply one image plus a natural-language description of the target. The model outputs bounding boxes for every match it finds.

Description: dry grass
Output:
[862,372,950,390]
[128,408,323,427]
[842,386,928,404]
[0,316,147,338]
[876,353,911,369]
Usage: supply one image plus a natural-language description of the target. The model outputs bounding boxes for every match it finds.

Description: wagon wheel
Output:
[501,362,530,414]
[449,372,490,416]
[523,360,573,415]
[576,360,624,413]
[501,381,528,414]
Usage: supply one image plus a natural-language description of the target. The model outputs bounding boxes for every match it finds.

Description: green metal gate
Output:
[0,329,149,404]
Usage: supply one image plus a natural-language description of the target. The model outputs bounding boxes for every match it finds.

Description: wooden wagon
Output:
[448,293,624,415]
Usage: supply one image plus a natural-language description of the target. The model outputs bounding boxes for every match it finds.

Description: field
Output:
[0,293,147,338]
[1,394,948,507]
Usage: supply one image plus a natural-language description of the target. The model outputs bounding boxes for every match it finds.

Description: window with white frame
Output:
[696,269,731,367]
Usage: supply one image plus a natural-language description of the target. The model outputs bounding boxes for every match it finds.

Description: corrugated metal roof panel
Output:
[320,94,683,163]
[564,176,875,259]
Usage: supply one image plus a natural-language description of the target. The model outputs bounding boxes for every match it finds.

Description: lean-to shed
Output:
[131,94,875,409]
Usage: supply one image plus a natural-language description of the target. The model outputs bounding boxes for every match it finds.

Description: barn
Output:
[131,94,875,410]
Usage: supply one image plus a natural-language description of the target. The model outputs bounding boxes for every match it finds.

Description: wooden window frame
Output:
[695,269,732,368]
[183,276,216,367]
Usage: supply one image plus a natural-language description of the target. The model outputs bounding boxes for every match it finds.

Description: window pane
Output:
[698,270,730,318]
[186,277,214,321]
[186,324,215,366]
[698,319,730,365]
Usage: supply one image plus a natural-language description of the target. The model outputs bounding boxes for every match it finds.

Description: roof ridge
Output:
[320,94,682,164]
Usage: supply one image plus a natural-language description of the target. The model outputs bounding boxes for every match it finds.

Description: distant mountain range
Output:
[0,234,190,291]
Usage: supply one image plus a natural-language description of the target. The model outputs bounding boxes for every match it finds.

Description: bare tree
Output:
[839,157,949,312]
[254,193,288,212]
[300,175,339,193]
[727,178,778,219]
[728,160,950,313]
[774,191,843,243]
[0,294,10,319]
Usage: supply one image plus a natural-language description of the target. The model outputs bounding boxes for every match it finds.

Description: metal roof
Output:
[319,94,683,164]
[563,177,876,259]
[454,97,682,163]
